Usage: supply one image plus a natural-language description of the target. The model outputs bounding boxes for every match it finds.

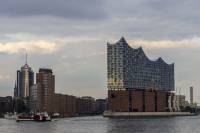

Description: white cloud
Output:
[128,37,200,49]
[0,40,59,54]
[55,36,102,44]
[0,75,10,80]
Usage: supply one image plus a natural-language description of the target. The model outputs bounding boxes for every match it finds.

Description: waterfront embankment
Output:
[103,111,196,118]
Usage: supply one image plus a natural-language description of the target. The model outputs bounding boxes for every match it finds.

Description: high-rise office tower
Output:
[107,37,174,91]
[14,55,34,98]
[36,68,55,113]
[29,84,42,113]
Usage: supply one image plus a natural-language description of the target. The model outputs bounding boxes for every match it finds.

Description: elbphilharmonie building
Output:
[107,37,174,91]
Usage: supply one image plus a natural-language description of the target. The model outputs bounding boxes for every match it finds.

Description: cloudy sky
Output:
[0,0,200,102]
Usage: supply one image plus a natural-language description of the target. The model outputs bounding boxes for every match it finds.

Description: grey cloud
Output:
[1,0,200,40]
[0,0,107,20]
[0,0,200,40]
[104,0,200,39]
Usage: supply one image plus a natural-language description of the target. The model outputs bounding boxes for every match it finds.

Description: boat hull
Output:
[16,118,52,122]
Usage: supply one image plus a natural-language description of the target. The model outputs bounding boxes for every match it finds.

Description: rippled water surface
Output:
[0,115,200,133]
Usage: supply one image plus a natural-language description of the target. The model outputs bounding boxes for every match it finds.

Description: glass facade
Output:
[107,37,174,91]
[30,84,41,113]
[15,63,34,98]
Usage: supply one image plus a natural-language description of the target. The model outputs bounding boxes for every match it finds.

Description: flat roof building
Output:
[36,68,55,114]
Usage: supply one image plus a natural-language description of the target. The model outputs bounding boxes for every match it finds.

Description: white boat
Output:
[52,112,60,118]
[4,112,18,120]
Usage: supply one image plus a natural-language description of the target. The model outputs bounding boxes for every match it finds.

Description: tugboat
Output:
[16,112,51,122]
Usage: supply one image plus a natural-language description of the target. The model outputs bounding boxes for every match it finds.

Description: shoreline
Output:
[103,111,197,118]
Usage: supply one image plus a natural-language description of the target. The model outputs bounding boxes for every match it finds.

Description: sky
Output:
[0,0,200,101]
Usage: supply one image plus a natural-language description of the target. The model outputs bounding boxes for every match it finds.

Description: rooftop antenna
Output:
[25,52,28,65]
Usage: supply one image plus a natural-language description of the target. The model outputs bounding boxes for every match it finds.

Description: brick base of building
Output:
[108,89,172,112]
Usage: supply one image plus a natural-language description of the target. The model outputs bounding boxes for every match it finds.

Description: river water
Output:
[0,115,200,133]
